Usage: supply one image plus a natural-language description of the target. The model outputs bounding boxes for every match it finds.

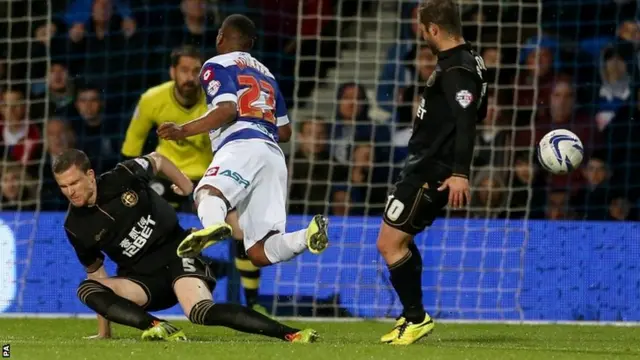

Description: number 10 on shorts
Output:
[385,196,405,221]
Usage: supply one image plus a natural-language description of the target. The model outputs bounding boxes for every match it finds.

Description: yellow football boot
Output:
[380,316,406,343]
[306,215,329,254]
[286,329,319,343]
[177,223,232,258]
[389,313,435,345]
[140,321,187,341]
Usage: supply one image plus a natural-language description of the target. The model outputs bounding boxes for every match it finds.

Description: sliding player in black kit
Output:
[55,149,317,342]
[376,0,488,345]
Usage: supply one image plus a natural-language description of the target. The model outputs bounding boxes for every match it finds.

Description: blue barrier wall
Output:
[0,212,639,321]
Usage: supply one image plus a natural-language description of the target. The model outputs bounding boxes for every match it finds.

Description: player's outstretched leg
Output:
[175,277,318,343]
[189,300,318,343]
[376,224,434,345]
[77,279,186,341]
[177,186,232,258]
[246,215,329,267]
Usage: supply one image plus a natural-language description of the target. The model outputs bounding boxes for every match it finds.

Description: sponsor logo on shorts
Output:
[221,170,250,189]
[205,167,250,188]
[205,166,220,176]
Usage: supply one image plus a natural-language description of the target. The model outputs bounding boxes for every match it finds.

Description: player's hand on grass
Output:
[157,122,186,140]
[438,175,470,209]
[83,333,111,340]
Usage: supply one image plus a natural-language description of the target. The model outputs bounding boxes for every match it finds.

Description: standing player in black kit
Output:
[376,0,488,345]
[56,149,317,342]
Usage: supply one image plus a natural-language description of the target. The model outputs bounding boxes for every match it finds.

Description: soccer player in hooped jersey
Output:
[157,14,329,268]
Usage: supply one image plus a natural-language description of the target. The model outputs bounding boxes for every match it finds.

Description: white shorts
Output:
[195,140,287,249]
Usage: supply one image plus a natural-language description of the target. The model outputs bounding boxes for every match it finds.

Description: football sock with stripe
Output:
[388,242,425,323]
[235,240,261,307]
[77,279,159,330]
[189,300,299,340]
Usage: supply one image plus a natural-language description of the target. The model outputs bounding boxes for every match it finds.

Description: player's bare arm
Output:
[278,123,292,142]
[144,152,193,196]
[156,101,236,140]
[84,261,112,339]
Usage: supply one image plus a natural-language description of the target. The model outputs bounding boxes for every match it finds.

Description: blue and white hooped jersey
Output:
[199,51,290,152]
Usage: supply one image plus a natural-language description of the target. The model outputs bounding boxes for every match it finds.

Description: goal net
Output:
[0,0,51,313]
[2,0,637,323]
[272,0,545,319]
[271,0,640,322]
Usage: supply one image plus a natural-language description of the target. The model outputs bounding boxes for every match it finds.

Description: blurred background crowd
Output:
[1,0,640,222]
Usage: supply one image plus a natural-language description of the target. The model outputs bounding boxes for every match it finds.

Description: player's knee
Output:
[77,279,113,305]
[376,236,392,256]
[195,185,227,207]
[376,225,409,256]
[188,299,215,325]
[246,243,270,267]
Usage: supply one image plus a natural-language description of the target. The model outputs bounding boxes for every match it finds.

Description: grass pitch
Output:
[1,318,639,360]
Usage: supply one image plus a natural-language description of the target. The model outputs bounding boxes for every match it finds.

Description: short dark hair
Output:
[298,117,327,132]
[223,14,257,50]
[3,85,26,98]
[76,83,101,97]
[170,45,203,68]
[419,0,463,37]
[52,149,91,174]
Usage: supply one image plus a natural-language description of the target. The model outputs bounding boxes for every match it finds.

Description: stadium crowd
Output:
[1,0,640,221]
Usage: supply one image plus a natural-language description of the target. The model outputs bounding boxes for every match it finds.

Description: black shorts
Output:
[383,177,449,235]
[148,177,198,212]
[117,256,216,312]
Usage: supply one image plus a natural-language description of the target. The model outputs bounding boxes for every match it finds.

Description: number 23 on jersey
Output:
[237,75,276,123]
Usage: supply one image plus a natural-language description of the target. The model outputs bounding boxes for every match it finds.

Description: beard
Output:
[177,82,199,101]
[424,37,439,54]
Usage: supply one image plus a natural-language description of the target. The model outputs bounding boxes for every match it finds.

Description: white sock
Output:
[197,195,228,228]
[263,229,307,264]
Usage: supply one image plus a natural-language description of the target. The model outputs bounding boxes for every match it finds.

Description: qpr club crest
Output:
[121,190,138,207]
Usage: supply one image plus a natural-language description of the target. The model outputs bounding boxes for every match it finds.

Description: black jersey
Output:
[64,157,185,274]
[403,42,488,182]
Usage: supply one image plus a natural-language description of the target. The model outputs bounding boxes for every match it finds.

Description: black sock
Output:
[189,300,298,341]
[234,241,261,307]
[388,242,425,323]
[77,280,159,330]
